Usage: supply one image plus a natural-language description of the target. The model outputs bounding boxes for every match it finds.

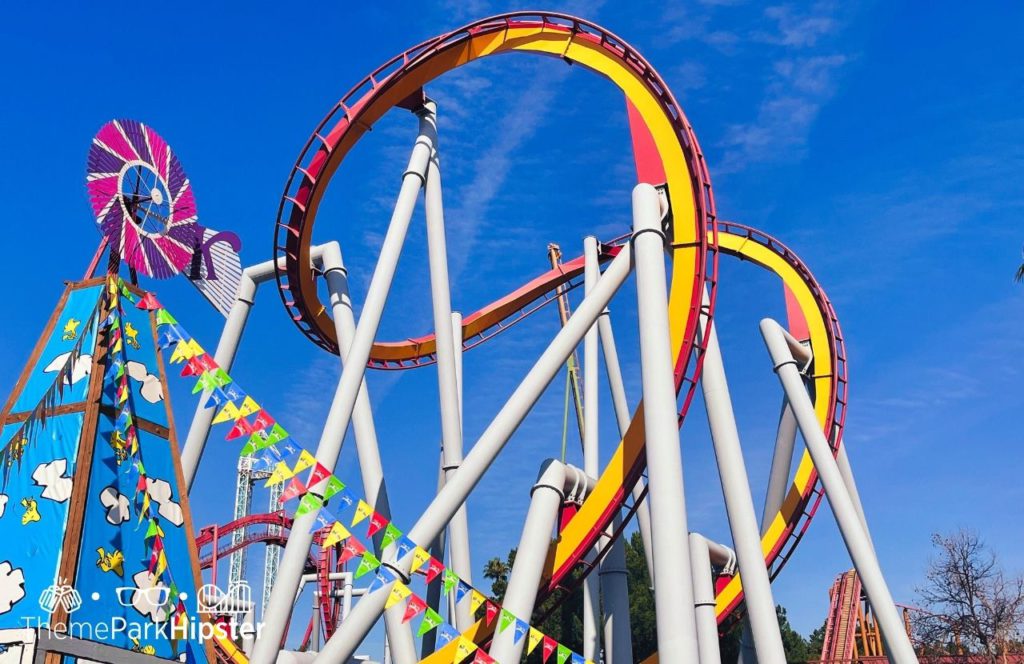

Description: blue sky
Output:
[1,0,1022,649]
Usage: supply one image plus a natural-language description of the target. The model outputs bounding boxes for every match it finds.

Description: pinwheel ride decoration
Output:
[86,119,200,279]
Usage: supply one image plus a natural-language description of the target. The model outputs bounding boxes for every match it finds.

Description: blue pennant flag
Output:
[378,565,397,583]
[571,654,584,664]
[331,486,356,509]
[396,536,415,558]
[455,580,471,604]
[513,619,529,644]
[367,570,391,594]
[156,324,187,349]
[437,624,459,646]
[308,511,334,533]
[204,383,246,409]
[104,357,124,381]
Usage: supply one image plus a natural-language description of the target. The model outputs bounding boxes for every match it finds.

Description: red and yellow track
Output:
[241,12,849,663]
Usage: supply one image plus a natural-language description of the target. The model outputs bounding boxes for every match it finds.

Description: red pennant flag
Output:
[367,512,388,537]
[136,474,148,493]
[306,462,332,488]
[195,354,218,372]
[472,650,495,664]
[484,601,499,626]
[402,594,428,623]
[279,477,307,503]
[226,418,254,441]
[180,356,202,377]
[425,557,445,584]
[542,636,557,664]
[136,293,163,310]
[337,538,366,565]
[251,409,275,432]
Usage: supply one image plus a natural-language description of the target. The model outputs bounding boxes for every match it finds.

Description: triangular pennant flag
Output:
[426,557,445,584]
[309,510,334,533]
[295,492,323,517]
[337,538,366,565]
[354,551,381,579]
[262,423,289,446]
[322,521,351,548]
[225,417,254,441]
[484,600,499,626]
[351,500,374,526]
[155,309,177,326]
[237,396,261,418]
[513,618,529,644]
[137,293,162,310]
[331,486,356,509]
[208,367,232,388]
[410,547,432,574]
[367,570,391,594]
[144,519,164,541]
[321,476,346,501]
[454,637,477,664]
[542,636,558,663]
[239,430,269,457]
[366,511,388,538]
[570,654,585,664]
[498,608,516,633]
[212,402,241,424]
[251,409,275,432]
[384,583,412,610]
[395,536,415,559]
[264,462,295,487]
[469,589,487,615]
[416,607,443,637]
[437,624,459,646]
[305,462,332,488]
[402,594,427,623]
[443,569,458,595]
[472,650,495,664]
[381,523,402,550]
[556,644,571,664]
[279,476,307,503]
[180,355,205,378]
[527,628,544,654]
[291,450,317,475]
[455,580,472,605]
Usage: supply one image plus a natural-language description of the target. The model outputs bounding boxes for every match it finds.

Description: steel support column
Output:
[631,183,699,664]
[689,533,723,664]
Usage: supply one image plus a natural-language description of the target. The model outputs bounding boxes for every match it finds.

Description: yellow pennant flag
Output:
[410,547,432,574]
[385,582,412,609]
[186,339,205,357]
[351,500,374,526]
[155,550,168,578]
[213,402,241,424]
[527,627,544,654]
[469,589,487,615]
[168,340,192,364]
[264,462,295,487]
[454,636,477,664]
[323,521,351,548]
[291,450,317,474]
[237,396,261,417]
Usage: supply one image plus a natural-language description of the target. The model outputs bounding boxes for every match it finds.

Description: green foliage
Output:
[481,532,825,663]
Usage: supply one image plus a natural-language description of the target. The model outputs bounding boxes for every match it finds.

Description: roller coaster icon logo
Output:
[196,581,251,615]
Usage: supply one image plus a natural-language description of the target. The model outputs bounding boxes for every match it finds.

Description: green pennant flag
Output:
[417,607,443,637]
[354,551,381,579]
[322,476,346,501]
[556,644,571,664]
[499,608,516,633]
[209,368,233,388]
[443,569,458,596]
[155,309,177,326]
[144,519,161,540]
[381,523,402,550]
[192,371,217,394]
[296,493,324,517]
[264,423,289,445]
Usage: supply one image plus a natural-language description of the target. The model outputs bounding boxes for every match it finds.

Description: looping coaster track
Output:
[200,10,889,664]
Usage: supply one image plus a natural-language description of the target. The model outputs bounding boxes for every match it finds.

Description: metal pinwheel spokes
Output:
[86,119,200,279]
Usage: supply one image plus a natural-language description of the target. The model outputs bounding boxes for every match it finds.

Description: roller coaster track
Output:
[237,10,849,663]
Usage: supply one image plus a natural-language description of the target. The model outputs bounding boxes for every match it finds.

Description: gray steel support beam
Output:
[689,533,723,664]
[424,125,474,631]
[251,105,435,664]
[760,318,918,664]
[761,400,798,533]
[582,236,602,663]
[699,289,787,664]
[311,241,635,664]
[489,461,592,663]
[631,183,699,664]
[597,306,655,586]
[181,247,327,491]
